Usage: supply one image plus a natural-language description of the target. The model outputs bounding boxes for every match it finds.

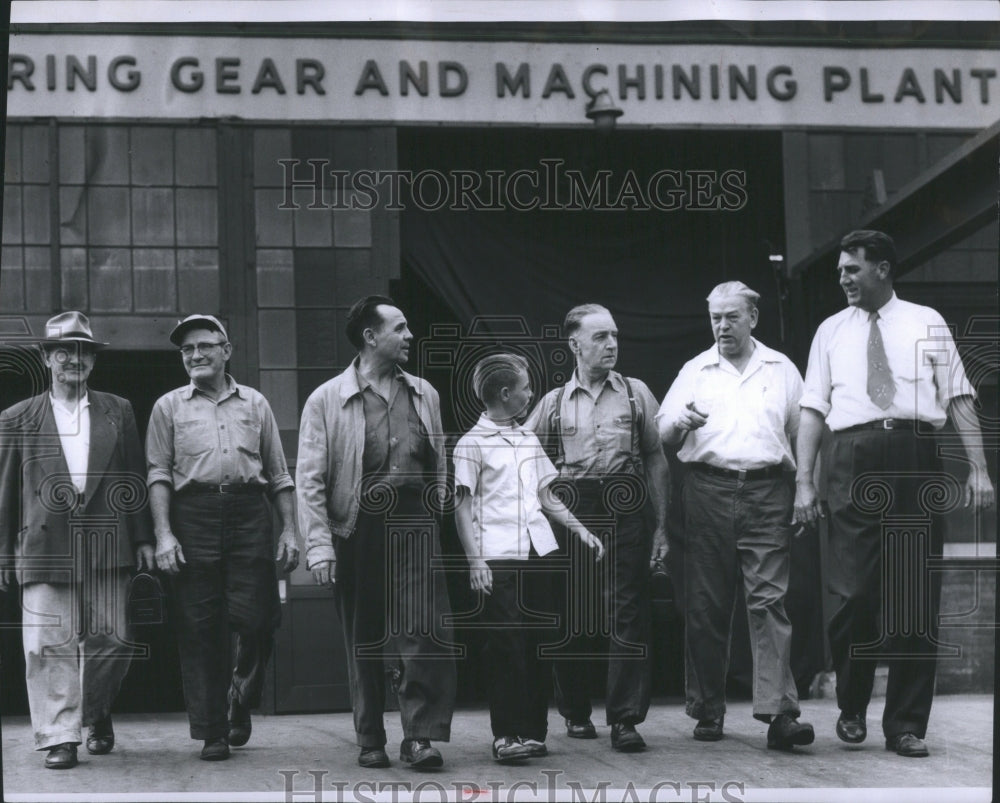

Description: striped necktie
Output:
[867,311,895,410]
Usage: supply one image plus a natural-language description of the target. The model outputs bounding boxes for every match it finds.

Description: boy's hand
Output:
[470,558,493,594]
[573,529,605,562]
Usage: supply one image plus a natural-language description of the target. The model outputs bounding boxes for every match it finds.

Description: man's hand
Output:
[155,531,186,575]
[469,558,493,595]
[312,559,335,586]
[136,544,155,572]
[650,525,669,567]
[573,528,605,562]
[965,467,995,512]
[676,401,709,433]
[275,527,300,573]
[792,479,824,527]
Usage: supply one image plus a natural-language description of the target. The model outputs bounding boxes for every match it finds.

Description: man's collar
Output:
[567,367,624,395]
[853,291,899,320]
[49,392,90,412]
[181,374,241,400]
[697,337,781,369]
[341,356,423,406]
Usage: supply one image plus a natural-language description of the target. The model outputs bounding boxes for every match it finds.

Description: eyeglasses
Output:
[46,346,96,364]
[179,341,227,357]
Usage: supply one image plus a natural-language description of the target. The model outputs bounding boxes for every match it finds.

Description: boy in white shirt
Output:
[453,353,604,763]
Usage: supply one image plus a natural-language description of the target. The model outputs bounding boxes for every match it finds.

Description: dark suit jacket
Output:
[0,390,153,585]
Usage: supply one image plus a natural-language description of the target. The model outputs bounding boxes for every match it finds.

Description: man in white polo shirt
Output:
[657,281,814,751]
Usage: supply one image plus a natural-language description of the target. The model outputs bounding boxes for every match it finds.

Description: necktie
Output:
[867,311,895,410]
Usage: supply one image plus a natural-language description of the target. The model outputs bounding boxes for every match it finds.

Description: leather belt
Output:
[178,483,266,495]
[838,419,921,434]
[688,462,785,481]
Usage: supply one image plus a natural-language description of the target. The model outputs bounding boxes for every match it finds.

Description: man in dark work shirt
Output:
[297,295,456,770]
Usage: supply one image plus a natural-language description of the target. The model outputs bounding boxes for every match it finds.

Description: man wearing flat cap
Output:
[0,311,154,769]
[146,314,299,761]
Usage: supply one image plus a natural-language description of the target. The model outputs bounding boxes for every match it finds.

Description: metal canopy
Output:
[790,118,1000,280]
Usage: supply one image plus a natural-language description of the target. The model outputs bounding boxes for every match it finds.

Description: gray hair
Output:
[706,281,760,311]
[564,304,611,337]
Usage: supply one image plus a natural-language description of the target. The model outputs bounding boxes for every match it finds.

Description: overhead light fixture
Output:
[585,90,623,133]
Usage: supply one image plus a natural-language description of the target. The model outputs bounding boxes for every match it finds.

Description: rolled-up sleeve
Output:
[925,314,975,408]
[257,397,294,496]
[799,325,832,417]
[632,379,662,455]
[145,397,175,488]
[296,393,335,568]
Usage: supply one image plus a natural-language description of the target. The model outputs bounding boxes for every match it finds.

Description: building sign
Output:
[7,34,998,129]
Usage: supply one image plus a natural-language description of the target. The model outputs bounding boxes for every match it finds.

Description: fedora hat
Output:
[40,311,108,349]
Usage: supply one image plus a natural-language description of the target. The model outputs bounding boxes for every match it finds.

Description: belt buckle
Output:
[882,419,894,430]
[737,468,747,481]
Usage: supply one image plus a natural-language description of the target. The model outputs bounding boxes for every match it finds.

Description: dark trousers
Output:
[681,470,799,722]
[333,487,457,748]
[549,477,651,726]
[481,557,555,741]
[825,427,944,739]
[170,492,278,741]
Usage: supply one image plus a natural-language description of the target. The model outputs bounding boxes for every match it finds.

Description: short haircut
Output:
[840,230,897,277]
[706,281,760,311]
[345,295,397,350]
[472,352,529,405]
[564,303,611,337]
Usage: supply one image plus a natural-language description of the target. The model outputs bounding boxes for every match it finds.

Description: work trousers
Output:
[170,492,278,740]
[333,486,456,748]
[825,426,944,739]
[681,470,799,722]
[21,570,133,750]
[549,477,651,727]
[480,557,556,741]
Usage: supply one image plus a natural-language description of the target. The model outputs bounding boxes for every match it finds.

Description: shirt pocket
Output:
[174,418,212,458]
[611,412,634,454]
[234,417,263,459]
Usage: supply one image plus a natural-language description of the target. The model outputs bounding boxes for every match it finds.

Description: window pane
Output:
[22,186,51,245]
[333,207,372,248]
[256,248,294,307]
[1,247,24,311]
[258,309,297,368]
[255,188,292,247]
[5,126,22,183]
[59,126,86,185]
[133,248,177,312]
[176,128,217,186]
[131,127,174,186]
[176,189,217,246]
[88,187,131,245]
[89,248,132,311]
[22,125,51,184]
[254,129,291,188]
[24,247,52,311]
[177,249,219,311]
[2,187,22,245]
[132,187,175,246]
[59,186,87,245]
[87,127,130,185]
[61,247,88,309]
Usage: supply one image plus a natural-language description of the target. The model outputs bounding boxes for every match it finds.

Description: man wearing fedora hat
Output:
[0,311,154,769]
[145,314,298,761]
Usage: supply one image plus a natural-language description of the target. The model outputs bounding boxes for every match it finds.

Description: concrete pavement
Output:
[1,694,993,802]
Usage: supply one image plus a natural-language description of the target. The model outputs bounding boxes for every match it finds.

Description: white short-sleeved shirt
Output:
[800,293,974,431]
[452,415,560,560]
[656,338,803,470]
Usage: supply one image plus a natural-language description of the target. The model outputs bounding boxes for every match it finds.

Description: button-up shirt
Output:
[357,367,432,487]
[800,293,974,431]
[524,369,661,480]
[453,414,560,560]
[146,374,293,495]
[50,393,90,493]
[656,338,802,470]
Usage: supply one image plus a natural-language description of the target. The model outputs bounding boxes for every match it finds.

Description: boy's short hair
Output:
[472,352,529,406]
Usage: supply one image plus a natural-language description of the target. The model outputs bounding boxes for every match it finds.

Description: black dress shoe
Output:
[400,738,443,768]
[228,695,252,747]
[87,714,115,755]
[44,743,78,770]
[766,714,815,751]
[886,732,929,757]
[565,718,598,739]
[610,722,646,752]
[693,715,724,741]
[835,712,867,744]
[358,747,390,768]
[201,737,230,761]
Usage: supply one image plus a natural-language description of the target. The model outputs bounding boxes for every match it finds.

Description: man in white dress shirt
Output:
[657,281,814,751]
[793,230,994,757]
[0,312,154,769]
